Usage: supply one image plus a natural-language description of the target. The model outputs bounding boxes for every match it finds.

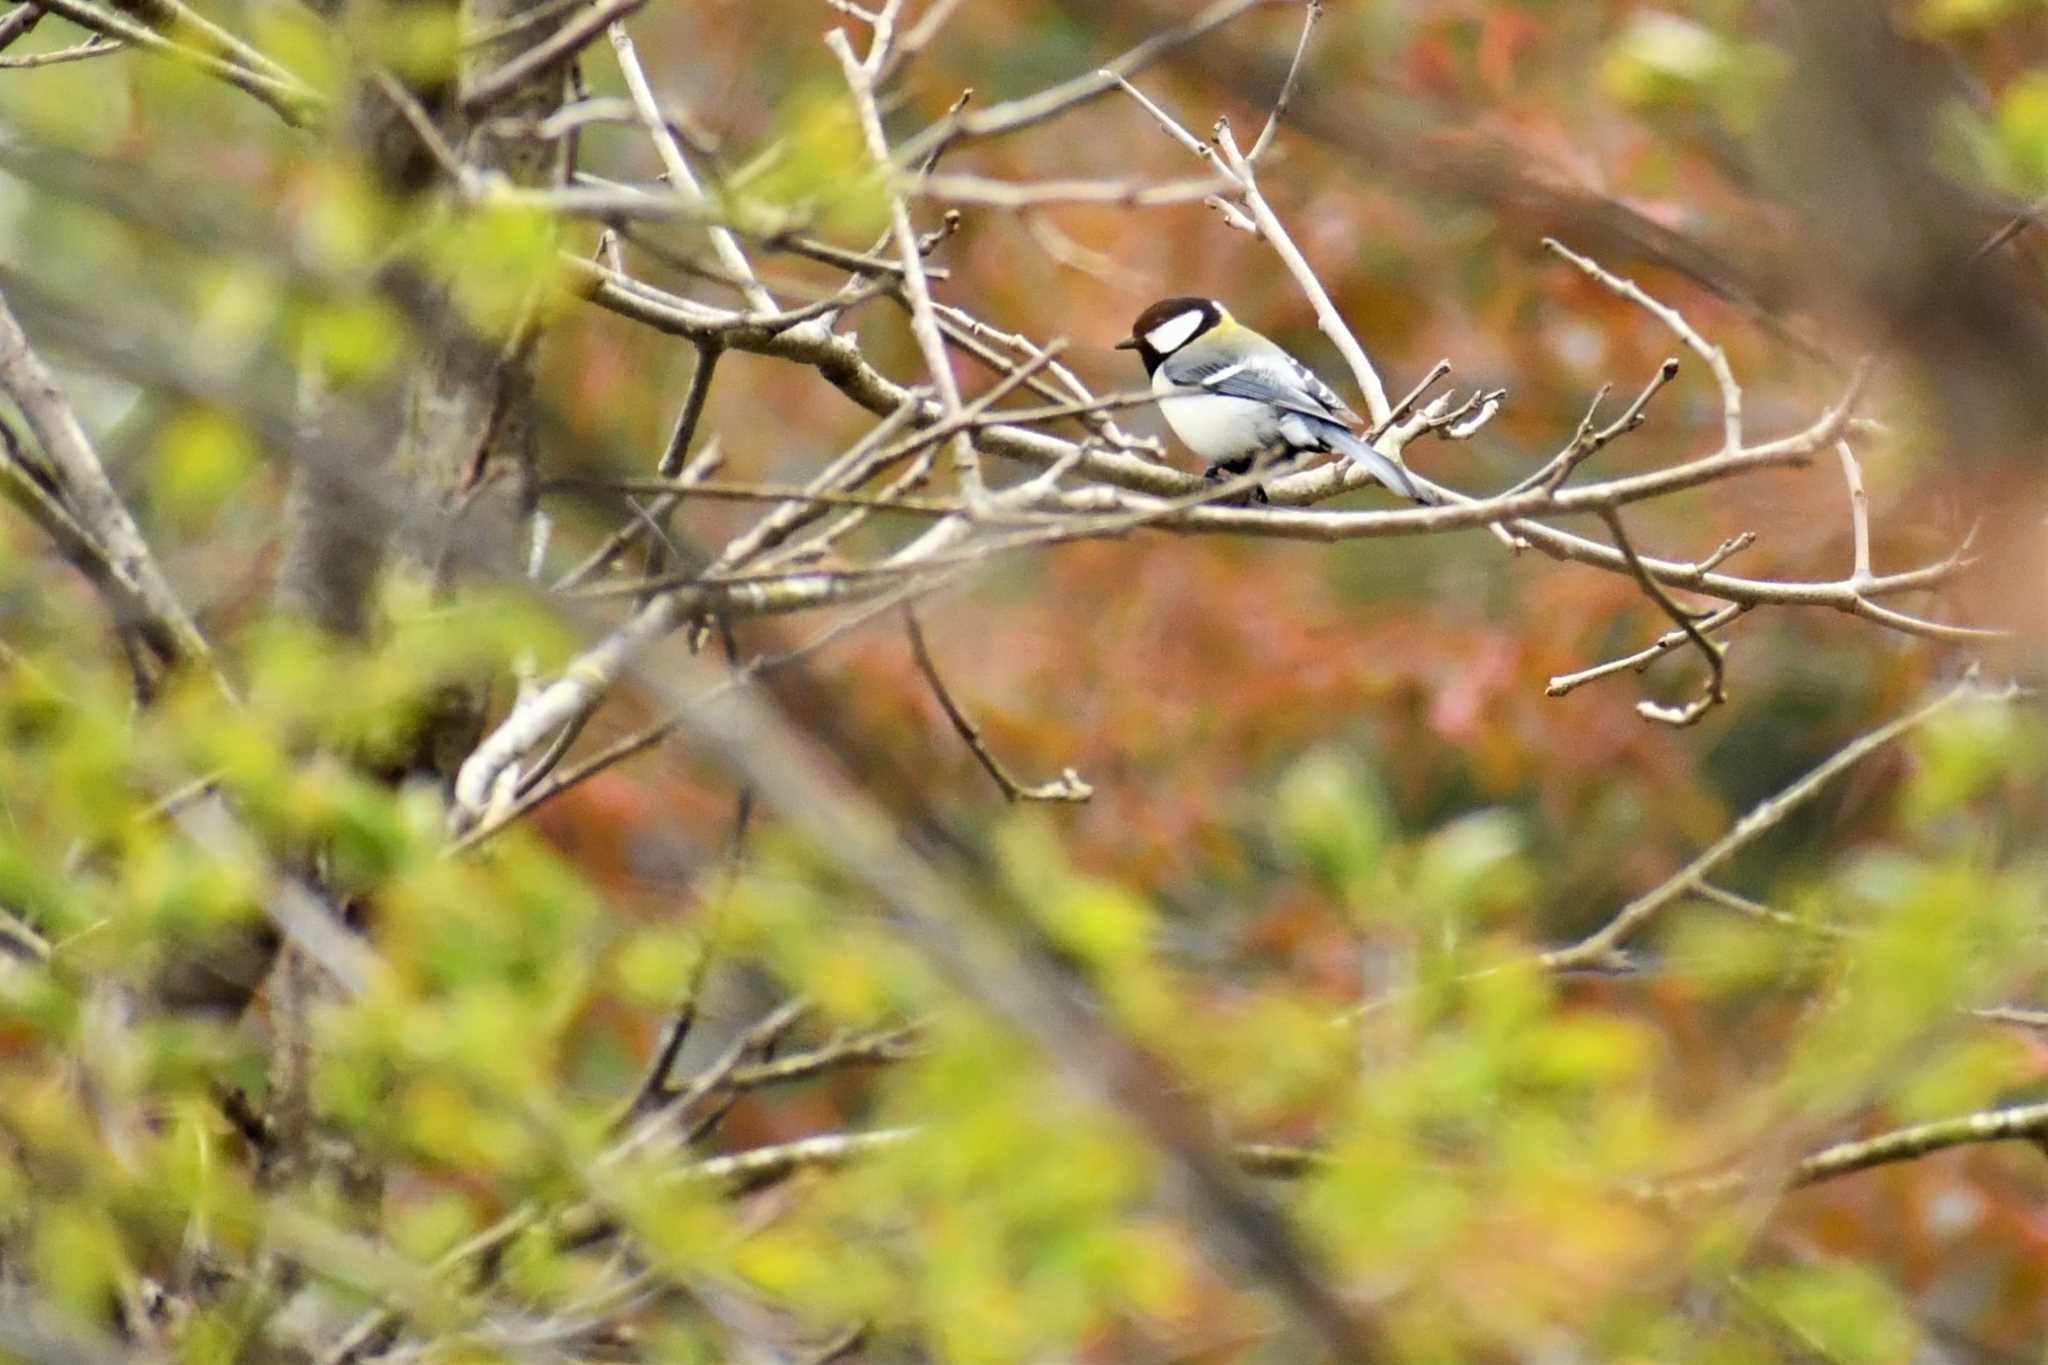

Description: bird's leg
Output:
[1202,458,1270,506]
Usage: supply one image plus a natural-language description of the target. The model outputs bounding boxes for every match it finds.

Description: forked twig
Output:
[1599,506,1727,728]
[1544,236,1742,452]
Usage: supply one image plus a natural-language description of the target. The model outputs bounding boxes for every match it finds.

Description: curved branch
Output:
[1542,675,2000,973]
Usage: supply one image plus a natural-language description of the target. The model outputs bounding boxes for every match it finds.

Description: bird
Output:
[1115,297,1431,502]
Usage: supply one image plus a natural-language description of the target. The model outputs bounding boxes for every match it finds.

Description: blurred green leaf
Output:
[1271,747,1390,899]
[296,294,405,387]
[1599,10,1786,133]
[31,1203,125,1322]
[1746,1263,1918,1364]
[437,204,562,338]
[1410,808,1530,925]
[612,925,706,1011]
[1996,72,2048,190]
[1914,0,2031,34]
[729,84,887,240]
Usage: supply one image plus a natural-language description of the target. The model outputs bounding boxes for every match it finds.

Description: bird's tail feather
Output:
[1323,426,1437,505]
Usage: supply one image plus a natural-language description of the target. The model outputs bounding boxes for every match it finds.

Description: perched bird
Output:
[1116,297,1431,502]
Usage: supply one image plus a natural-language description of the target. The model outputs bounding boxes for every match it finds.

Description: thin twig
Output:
[640,343,721,584]
[1657,1098,2048,1202]
[569,234,1985,642]
[0,285,219,682]
[1541,675,1996,972]
[29,0,318,123]
[463,0,644,117]
[1836,438,1872,587]
[555,437,724,591]
[1972,1005,2048,1032]
[722,1024,924,1089]
[607,20,774,312]
[1544,237,1741,452]
[0,35,120,65]
[1547,603,1751,697]
[117,0,297,82]
[371,70,480,196]
[913,171,1233,208]
[447,583,930,852]
[1690,882,1851,942]
[664,1126,1324,1192]
[1247,0,1319,162]
[829,26,980,502]
[904,606,1091,803]
[1507,358,1680,496]
[895,0,1281,162]
[0,900,50,962]
[607,999,809,1156]
[1598,505,1727,728]
[1215,119,1392,424]
[0,414,171,696]
[462,0,592,49]
[1364,359,1450,441]
[0,5,43,52]
[547,477,1040,522]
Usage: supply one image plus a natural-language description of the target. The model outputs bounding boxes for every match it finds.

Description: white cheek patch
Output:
[1144,310,1205,353]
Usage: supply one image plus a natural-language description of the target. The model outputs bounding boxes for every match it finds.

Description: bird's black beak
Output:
[1113,337,1138,350]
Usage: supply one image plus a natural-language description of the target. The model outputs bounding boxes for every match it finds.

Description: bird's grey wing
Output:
[1282,353,1360,425]
[1163,353,1423,500]
[1162,354,1348,425]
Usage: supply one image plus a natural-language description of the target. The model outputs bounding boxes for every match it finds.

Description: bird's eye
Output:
[1143,310,1205,353]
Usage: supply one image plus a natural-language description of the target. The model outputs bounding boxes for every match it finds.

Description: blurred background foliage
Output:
[0,0,2046,1362]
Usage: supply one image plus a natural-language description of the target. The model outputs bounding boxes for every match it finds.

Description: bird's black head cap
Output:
[1115,297,1223,375]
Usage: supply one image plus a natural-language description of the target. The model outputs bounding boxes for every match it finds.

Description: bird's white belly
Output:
[1153,373,1270,462]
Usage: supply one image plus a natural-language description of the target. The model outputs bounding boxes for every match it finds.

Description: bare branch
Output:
[30,0,319,123]
[557,437,727,591]
[1214,118,1393,425]
[462,0,643,117]
[1542,675,2000,973]
[552,477,1018,522]
[723,1023,924,1089]
[1690,882,1851,942]
[1547,603,1751,697]
[607,19,775,313]
[609,999,809,1152]
[1598,506,1727,728]
[370,70,481,196]
[446,582,929,852]
[1508,357,1680,496]
[638,343,722,585]
[0,5,44,51]
[896,0,1281,160]
[0,283,217,682]
[1972,1005,2048,1032]
[913,171,1235,208]
[1659,1098,2048,1202]
[0,899,50,964]
[0,35,121,66]
[1544,237,1742,452]
[1247,0,1318,162]
[569,262,1990,644]
[1367,359,1450,440]
[905,606,1092,803]
[0,412,183,695]
[829,26,981,501]
[1105,68,1402,452]
[1836,439,1872,587]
